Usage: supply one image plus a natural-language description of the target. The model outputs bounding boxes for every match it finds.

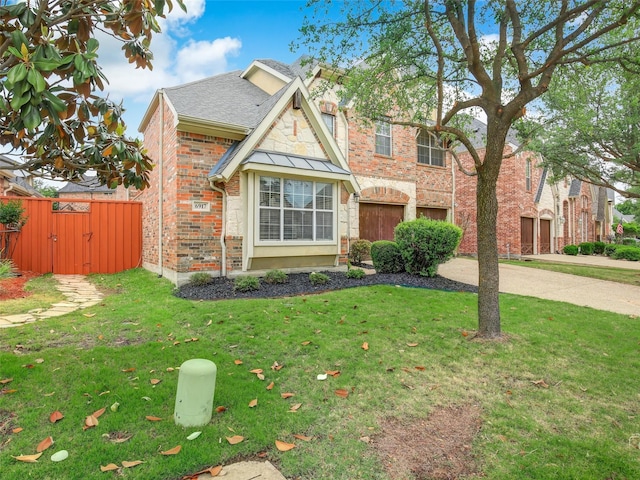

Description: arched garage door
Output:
[359,203,404,242]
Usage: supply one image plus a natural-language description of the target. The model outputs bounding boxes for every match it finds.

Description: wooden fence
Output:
[0,197,142,275]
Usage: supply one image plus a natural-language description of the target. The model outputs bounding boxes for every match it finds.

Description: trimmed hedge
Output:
[563,244,579,256]
[604,244,620,257]
[578,242,594,255]
[371,240,404,273]
[612,246,640,261]
[593,241,605,255]
[349,239,372,263]
[622,238,639,246]
[394,218,462,277]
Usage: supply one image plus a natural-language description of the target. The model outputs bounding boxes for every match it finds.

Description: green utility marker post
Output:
[174,359,217,427]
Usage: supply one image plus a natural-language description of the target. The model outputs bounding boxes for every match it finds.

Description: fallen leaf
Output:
[271,361,283,371]
[93,407,106,418]
[335,389,349,398]
[122,460,144,468]
[12,427,23,434]
[293,434,312,441]
[150,379,161,385]
[326,370,340,377]
[146,416,162,421]
[250,369,263,374]
[122,368,135,372]
[266,382,274,390]
[160,445,181,455]
[215,406,226,413]
[532,379,549,388]
[98,390,110,396]
[83,313,96,318]
[110,402,120,412]
[84,415,99,429]
[13,452,43,463]
[301,341,311,346]
[275,440,295,451]
[186,431,201,441]
[289,403,302,412]
[44,392,55,397]
[209,465,223,476]
[361,342,369,351]
[281,393,295,399]
[415,366,426,371]
[49,410,64,423]
[166,367,175,372]
[50,450,68,462]
[0,378,12,384]
[36,436,54,453]
[317,373,328,380]
[34,358,44,363]
[257,373,265,380]
[407,342,419,347]
[100,463,119,472]
[226,435,244,445]
[461,330,469,337]
[234,359,243,365]
[248,399,258,408]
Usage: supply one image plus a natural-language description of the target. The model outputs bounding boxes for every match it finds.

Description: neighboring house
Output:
[0,155,41,198]
[454,119,611,257]
[58,174,117,199]
[138,56,453,284]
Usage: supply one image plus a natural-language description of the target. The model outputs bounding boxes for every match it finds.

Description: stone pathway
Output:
[0,275,103,328]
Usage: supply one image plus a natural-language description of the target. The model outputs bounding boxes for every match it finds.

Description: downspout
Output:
[450,149,455,223]
[157,90,164,277]
[209,180,227,277]
[5,183,14,195]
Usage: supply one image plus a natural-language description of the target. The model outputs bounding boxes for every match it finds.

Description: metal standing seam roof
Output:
[240,150,352,176]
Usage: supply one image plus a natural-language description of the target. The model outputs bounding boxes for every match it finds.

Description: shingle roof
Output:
[568,179,582,197]
[534,167,548,203]
[59,174,112,193]
[163,70,275,129]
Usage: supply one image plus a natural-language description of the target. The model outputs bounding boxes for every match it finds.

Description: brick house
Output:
[0,155,41,198]
[57,174,118,200]
[138,57,453,284]
[454,119,613,256]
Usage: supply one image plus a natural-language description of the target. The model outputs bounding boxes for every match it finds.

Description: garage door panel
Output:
[359,203,404,242]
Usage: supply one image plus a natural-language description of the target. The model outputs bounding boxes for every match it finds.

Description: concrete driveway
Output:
[438,255,640,316]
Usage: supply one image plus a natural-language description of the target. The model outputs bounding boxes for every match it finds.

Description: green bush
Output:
[370,240,404,273]
[309,272,330,285]
[563,244,579,256]
[346,268,366,279]
[604,244,619,257]
[593,241,605,255]
[0,258,15,279]
[349,239,372,263]
[612,246,640,261]
[578,242,594,255]
[264,269,288,284]
[189,272,212,286]
[622,238,638,246]
[233,275,260,292]
[394,218,462,277]
[0,200,27,227]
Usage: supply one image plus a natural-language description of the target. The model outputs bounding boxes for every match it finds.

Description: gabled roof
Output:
[460,117,521,150]
[568,179,582,197]
[534,167,548,203]
[58,174,113,194]
[0,155,41,197]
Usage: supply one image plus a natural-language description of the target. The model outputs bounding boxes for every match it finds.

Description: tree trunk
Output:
[475,123,507,338]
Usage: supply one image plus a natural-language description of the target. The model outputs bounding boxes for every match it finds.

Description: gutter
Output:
[209,178,227,277]
[158,90,165,277]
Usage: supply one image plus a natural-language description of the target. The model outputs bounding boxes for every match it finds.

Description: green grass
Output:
[502,259,640,286]
[1,268,639,479]
[0,274,65,316]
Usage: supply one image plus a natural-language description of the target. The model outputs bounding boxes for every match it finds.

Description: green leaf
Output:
[10,30,29,51]
[7,63,28,85]
[43,91,67,114]
[10,91,30,110]
[21,104,41,130]
[27,68,46,93]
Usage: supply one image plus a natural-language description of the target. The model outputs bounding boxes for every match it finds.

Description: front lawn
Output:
[0,269,638,479]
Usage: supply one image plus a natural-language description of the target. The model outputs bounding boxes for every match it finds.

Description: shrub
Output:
[349,239,372,263]
[309,272,330,285]
[0,258,15,279]
[264,269,288,284]
[604,244,619,257]
[578,242,594,255]
[189,272,212,286]
[593,241,605,255]
[394,218,462,277]
[622,237,638,246]
[0,200,27,227]
[612,246,640,261]
[563,244,578,256]
[346,268,366,279]
[370,240,404,273]
[233,275,260,292]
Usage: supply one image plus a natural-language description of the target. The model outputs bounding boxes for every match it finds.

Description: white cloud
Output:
[175,37,242,83]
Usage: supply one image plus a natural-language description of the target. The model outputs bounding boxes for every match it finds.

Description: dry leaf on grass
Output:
[361,342,369,350]
[289,403,302,412]
[100,463,119,472]
[215,406,226,413]
[293,434,312,441]
[234,359,243,365]
[325,370,340,377]
[335,389,349,398]
[226,435,244,445]
[12,427,23,434]
[249,369,263,374]
[36,436,54,453]
[146,416,162,421]
[83,415,99,430]
[281,392,295,399]
[275,440,295,451]
[248,399,258,408]
[160,445,181,455]
[150,378,161,385]
[0,378,12,384]
[49,410,64,423]
[93,407,106,418]
[266,382,274,390]
[407,342,419,347]
[532,379,549,388]
[13,452,43,463]
[122,460,144,468]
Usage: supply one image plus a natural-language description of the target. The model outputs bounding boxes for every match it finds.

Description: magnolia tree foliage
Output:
[0,0,186,189]
[533,65,640,199]
[298,0,640,338]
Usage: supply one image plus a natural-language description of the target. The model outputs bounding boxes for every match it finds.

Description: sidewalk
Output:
[524,253,640,270]
[439,255,640,316]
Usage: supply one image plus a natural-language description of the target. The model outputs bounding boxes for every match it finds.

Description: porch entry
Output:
[520,217,534,255]
[359,203,404,242]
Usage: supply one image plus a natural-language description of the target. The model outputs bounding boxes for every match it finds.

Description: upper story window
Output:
[525,159,532,191]
[375,119,391,156]
[258,176,334,242]
[321,113,335,137]
[417,129,445,167]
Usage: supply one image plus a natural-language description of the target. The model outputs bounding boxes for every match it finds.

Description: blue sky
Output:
[100,1,311,133]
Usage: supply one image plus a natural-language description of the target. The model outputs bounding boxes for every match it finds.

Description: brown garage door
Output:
[359,203,404,242]
[540,219,551,254]
[521,217,534,255]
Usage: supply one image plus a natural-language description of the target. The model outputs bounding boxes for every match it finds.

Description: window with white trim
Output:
[259,176,334,241]
[321,113,335,136]
[375,119,391,156]
[417,129,445,166]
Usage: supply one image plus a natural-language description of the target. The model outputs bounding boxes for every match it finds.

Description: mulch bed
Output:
[0,272,39,301]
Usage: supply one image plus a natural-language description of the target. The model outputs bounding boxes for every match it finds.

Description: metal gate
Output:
[2,197,142,274]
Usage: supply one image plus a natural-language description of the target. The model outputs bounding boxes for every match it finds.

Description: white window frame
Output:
[375,119,392,156]
[417,129,445,167]
[256,175,337,245]
[321,112,335,137]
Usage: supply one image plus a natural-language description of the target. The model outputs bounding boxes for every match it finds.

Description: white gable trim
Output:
[241,60,292,84]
